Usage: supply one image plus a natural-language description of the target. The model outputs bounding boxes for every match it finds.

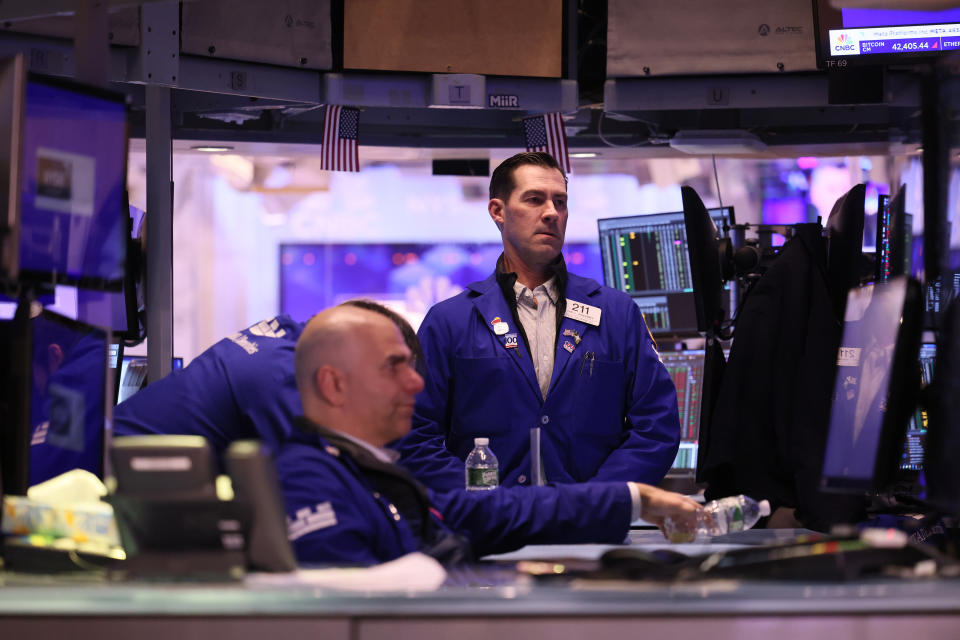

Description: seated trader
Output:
[395,152,681,492]
[279,303,702,565]
[112,301,422,464]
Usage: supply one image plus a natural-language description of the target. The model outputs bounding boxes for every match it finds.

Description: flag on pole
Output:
[320,105,360,172]
[522,112,571,174]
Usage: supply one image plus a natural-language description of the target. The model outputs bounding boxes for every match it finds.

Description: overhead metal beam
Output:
[0,0,173,22]
[604,72,922,112]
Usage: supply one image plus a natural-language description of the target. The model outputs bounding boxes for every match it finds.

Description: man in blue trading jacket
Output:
[280,303,702,565]
[394,152,681,493]
[113,315,304,459]
[112,300,423,465]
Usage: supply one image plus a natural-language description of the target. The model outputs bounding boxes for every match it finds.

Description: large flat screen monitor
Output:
[814,3,960,68]
[27,309,109,488]
[279,242,604,324]
[17,74,128,291]
[597,207,735,336]
[821,276,922,493]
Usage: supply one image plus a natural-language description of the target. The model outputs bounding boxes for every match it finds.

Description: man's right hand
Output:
[629,482,705,541]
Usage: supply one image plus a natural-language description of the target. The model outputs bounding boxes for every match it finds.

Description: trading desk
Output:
[1,530,959,640]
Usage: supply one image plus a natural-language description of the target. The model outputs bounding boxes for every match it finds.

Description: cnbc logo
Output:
[834,33,857,52]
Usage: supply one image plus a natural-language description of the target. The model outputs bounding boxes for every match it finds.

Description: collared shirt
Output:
[338,430,401,465]
[513,276,559,400]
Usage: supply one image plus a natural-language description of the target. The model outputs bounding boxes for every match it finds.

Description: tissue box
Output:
[2,495,121,547]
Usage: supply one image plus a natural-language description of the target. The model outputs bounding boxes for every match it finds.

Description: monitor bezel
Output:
[0,54,25,290]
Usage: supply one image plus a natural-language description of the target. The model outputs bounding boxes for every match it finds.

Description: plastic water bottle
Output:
[465,437,499,491]
[664,494,771,542]
[701,494,771,535]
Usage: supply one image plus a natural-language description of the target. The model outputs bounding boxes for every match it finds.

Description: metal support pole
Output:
[921,65,948,286]
[145,83,173,383]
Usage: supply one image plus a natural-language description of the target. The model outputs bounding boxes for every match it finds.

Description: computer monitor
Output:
[597,205,734,336]
[0,309,111,493]
[899,342,936,472]
[924,268,960,330]
[660,350,705,471]
[16,74,128,292]
[826,184,866,321]
[813,3,960,68]
[876,188,910,284]
[75,204,144,340]
[821,276,922,494]
[116,354,184,405]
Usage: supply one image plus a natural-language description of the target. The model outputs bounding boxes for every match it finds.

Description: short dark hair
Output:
[338,299,425,376]
[488,152,567,201]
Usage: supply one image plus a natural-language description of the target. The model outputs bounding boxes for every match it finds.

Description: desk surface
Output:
[0,530,958,617]
[2,531,959,640]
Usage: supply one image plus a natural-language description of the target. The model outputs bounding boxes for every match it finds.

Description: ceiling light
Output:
[669,130,766,155]
[191,145,234,153]
[570,152,598,158]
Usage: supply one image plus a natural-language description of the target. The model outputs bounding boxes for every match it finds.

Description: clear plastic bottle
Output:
[701,494,771,535]
[464,437,499,491]
[664,494,771,542]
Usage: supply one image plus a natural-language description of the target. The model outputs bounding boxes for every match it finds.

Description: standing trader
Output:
[281,303,702,565]
[395,152,681,493]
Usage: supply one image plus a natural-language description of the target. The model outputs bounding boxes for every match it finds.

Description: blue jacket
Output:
[395,270,681,493]
[113,315,304,460]
[278,421,634,566]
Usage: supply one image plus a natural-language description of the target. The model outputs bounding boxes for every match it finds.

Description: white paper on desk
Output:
[245,551,447,592]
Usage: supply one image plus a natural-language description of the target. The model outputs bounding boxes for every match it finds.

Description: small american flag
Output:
[522,112,571,174]
[320,105,359,172]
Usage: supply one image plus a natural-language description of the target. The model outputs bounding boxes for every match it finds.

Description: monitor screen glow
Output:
[17,77,127,290]
[597,207,734,336]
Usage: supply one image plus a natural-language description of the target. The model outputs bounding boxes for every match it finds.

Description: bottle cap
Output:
[474,437,489,446]
[758,499,771,517]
